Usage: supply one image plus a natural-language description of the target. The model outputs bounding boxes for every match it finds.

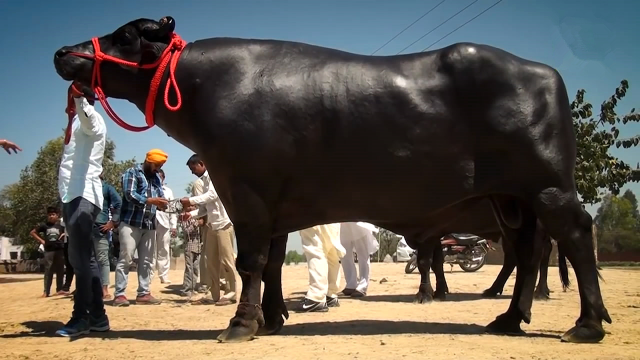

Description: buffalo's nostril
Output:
[55,49,70,59]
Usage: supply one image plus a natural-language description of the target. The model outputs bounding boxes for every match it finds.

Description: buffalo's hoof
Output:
[256,317,285,336]
[561,324,606,343]
[533,290,551,301]
[413,291,433,304]
[433,290,447,301]
[217,319,260,343]
[485,313,525,336]
[481,288,503,298]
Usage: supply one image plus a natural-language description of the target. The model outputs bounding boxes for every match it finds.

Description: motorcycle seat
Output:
[450,233,483,246]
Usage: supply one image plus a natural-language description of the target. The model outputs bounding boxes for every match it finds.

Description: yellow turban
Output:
[145,149,168,165]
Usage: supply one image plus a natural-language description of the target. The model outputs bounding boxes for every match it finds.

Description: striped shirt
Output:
[181,217,201,254]
[120,164,165,230]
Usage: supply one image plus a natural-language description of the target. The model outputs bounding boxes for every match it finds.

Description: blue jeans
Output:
[115,222,155,297]
[62,197,103,320]
[92,225,111,286]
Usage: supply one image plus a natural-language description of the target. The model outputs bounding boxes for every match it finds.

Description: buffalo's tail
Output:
[557,242,605,292]
[557,244,571,291]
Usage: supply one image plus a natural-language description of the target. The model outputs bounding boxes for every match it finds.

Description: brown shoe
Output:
[113,295,130,307]
[136,294,162,305]
[215,298,236,306]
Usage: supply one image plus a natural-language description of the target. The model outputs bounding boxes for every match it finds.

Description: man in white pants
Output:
[297,223,346,313]
[339,222,379,297]
[151,169,177,284]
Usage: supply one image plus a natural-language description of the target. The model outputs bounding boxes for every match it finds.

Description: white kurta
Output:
[300,223,345,302]
[340,222,378,294]
[152,184,177,282]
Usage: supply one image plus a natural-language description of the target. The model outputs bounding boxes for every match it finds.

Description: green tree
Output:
[284,250,306,265]
[621,189,639,222]
[594,193,640,252]
[373,228,400,262]
[185,181,195,196]
[572,80,640,205]
[1,135,135,255]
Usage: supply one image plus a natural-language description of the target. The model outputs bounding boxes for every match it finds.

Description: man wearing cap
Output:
[113,149,169,307]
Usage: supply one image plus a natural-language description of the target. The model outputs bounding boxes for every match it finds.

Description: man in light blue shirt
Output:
[56,83,109,338]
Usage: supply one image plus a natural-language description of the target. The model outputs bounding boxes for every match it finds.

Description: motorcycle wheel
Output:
[405,256,418,274]
[459,254,486,272]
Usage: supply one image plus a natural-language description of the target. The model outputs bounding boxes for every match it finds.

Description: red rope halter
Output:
[66,33,186,136]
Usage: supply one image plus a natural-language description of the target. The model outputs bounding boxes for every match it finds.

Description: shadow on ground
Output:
[0,277,41,284]
[0,319,560,341]
[353,292,512,303]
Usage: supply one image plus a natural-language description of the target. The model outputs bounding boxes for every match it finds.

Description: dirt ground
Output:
[0,263,638,360]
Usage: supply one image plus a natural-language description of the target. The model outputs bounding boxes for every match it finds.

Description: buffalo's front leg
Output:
[414,239,437,304]
[217,225,268,342]
[256,235,289,336]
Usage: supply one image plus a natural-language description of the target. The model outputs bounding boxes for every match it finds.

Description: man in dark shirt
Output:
[30,206,66,297]
[94,173,122,300]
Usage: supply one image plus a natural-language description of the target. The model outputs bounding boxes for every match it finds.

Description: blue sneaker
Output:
[89,314,110,332]
[55,318,90,337]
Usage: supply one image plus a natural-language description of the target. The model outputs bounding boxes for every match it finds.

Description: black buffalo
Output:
[53,17,610,343]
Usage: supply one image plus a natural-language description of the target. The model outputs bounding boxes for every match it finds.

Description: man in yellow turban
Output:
[145,149,169,166]
[113,149,169,307]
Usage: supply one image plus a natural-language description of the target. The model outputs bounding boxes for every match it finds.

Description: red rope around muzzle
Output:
[65,33,186,137]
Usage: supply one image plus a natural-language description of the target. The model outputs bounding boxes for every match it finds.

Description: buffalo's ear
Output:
[141,16,176,43]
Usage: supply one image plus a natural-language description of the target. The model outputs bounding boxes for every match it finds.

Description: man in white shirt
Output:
[339,222,379,297]
[180,154,239,306]
[55,83,109,338]
[151,169,177,284]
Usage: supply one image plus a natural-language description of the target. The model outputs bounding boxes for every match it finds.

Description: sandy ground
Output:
[0,263,639,360]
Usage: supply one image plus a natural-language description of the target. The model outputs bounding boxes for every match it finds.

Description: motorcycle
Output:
[404,233,494,274]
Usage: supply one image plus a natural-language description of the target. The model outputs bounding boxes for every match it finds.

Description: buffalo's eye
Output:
[113,29,136,47]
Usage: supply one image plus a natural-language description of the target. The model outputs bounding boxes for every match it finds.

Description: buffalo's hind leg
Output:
[533,233,552,301]
[486,199,542,336]
[256,234,289,336]
[535,191,611,343]
[482,237,516,298]
[431,243,449,301]
[414,238,437,304]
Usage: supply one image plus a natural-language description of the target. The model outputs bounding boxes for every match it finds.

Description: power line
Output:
[422,0,504,51]
[395,0,479,55]
[370,0,447,55]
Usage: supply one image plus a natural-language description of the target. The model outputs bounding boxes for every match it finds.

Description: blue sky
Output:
[0,0,638,252]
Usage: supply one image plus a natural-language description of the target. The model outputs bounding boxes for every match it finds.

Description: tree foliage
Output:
[0,135,135,255]
[572,80,640,204]
[594,190,640,253]
[185,181,195,196]
[284,250,306,265]
[372,228,400,261]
